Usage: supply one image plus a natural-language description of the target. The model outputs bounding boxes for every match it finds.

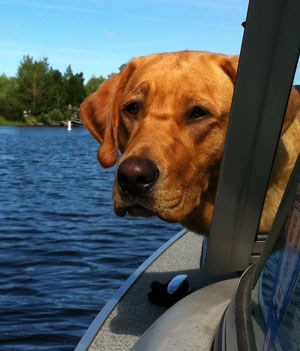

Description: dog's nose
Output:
[117,157,159,195]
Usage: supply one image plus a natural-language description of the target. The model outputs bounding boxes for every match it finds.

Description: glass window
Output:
[252,183,300,350]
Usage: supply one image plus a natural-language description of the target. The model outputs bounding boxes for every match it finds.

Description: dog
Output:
[80,51,300,234]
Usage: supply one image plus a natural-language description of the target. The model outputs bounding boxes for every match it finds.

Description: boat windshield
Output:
[251,162,300,350]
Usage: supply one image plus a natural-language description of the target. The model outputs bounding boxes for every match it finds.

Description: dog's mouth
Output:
[114,196,190,223]
[115,203,157,218]
[113,177,198,223]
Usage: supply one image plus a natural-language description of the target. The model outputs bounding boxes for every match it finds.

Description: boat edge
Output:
[74,228,188,351]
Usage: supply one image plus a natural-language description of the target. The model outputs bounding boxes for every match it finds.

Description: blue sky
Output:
[0,0,299,83]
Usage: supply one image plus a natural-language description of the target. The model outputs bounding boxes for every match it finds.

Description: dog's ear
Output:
[282,87,300,135]
[80,74,120,146]
[219,55,239,84]
[80,63,135,168]
[218,55,299,135]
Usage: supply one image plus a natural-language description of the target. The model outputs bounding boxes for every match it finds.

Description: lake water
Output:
[0,127,181,351]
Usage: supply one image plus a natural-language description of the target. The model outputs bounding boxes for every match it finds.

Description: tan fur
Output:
[80,51,300,234]
[259,112,300,232]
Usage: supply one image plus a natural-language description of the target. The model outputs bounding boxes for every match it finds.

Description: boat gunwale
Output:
[74,228,188,351]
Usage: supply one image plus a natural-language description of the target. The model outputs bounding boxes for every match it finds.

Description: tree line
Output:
[0,56,121,125]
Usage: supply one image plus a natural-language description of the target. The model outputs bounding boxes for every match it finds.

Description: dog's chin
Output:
[115,204,156,218]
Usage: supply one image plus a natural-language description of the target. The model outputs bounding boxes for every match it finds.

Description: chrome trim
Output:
[74,229,188,351]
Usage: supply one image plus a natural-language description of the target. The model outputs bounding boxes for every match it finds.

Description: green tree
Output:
[63,65,86,107]
[16,56,49,116]
[107,63,127,78]
[44,68,65,112]
[85,75,105,95]
[119,63,127,72]
[0,74,22,120]
[1,55,94,123]
[0,74,14,100]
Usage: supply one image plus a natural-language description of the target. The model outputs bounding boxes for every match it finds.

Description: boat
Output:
[70,117,83,127]
[75,0,300,350]
[61,117,83,128]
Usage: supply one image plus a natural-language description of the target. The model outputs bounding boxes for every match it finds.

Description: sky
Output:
[0,0,299,83]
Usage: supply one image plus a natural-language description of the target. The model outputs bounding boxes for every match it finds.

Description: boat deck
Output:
[76,230,237,350]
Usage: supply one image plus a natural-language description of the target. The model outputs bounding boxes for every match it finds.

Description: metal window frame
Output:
[205,0,300,275]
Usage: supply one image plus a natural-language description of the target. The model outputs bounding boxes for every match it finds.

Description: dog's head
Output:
[81,51,299,233]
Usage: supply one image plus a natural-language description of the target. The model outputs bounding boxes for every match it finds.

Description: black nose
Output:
[117,157,159,195]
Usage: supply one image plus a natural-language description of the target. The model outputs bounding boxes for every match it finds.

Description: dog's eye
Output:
[125,102,139,116]
[189,106,208,120]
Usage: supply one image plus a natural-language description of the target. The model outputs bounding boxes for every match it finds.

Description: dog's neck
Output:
[260,113,300,232]
[182,118,299,236]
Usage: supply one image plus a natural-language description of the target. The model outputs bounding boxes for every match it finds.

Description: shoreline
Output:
[0,117,82,128]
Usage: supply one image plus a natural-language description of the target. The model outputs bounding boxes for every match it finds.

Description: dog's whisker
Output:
[173,189,191,201]
[159,189,190,210]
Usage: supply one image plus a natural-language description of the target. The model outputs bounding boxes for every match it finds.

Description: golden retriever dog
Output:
[80,51,300,234]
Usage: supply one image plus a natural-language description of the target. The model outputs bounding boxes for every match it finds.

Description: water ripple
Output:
[0,127,181,351]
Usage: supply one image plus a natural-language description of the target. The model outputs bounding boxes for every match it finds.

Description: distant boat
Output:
[71,117,83,127]
[61,118,83,127]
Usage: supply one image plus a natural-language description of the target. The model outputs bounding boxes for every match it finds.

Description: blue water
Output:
[0,127,181,351]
